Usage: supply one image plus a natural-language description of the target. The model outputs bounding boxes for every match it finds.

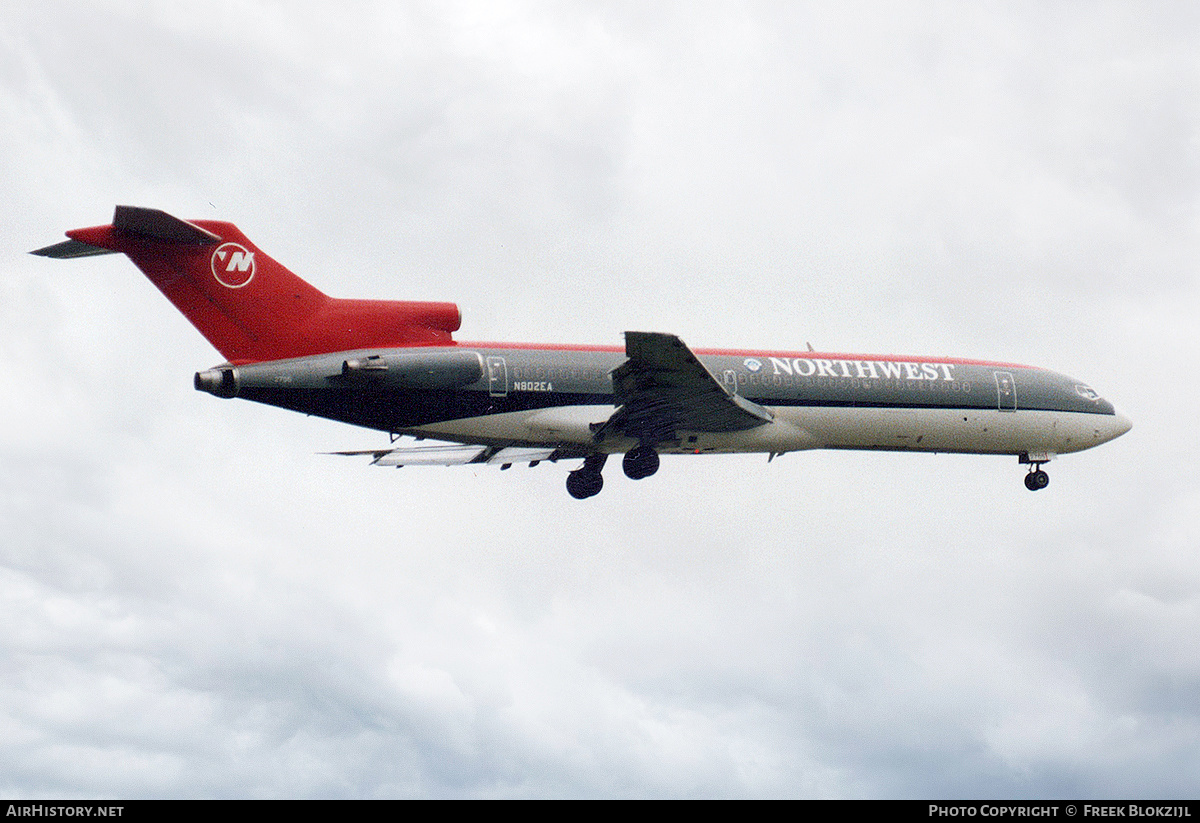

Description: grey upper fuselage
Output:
[206,343,1118,436]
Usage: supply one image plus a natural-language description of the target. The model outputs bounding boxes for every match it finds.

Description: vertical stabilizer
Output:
[33,207,460,363]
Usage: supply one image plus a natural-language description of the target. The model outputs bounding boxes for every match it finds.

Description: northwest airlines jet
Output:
[34,207,1131,499]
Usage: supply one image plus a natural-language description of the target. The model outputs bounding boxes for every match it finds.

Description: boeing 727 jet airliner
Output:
[33,207,1131,498]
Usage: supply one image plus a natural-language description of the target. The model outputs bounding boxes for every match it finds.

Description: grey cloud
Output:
[2,0,1197,799]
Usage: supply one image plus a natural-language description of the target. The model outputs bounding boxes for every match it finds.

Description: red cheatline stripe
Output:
[457,341,1033,370]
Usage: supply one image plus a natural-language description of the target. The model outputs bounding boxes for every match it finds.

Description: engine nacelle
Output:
[340,350,483,390]
[195,348,485,399]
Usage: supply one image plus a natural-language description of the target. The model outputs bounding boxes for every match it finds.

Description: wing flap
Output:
[486,446,558,465]
[327,441,563,468]
[372,444,487,467]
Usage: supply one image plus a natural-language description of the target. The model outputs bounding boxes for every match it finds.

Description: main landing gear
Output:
[565,446,662,498]
[566,453,607,499]
[622,445,660,480]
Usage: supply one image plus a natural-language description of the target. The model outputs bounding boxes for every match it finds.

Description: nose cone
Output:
[1104,412,1133,443]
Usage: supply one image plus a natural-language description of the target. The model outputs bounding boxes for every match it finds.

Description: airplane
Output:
[32,206,1131,499]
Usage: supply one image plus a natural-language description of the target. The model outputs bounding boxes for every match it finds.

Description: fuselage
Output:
[201,343,1132,461]
[39,206,1130,498]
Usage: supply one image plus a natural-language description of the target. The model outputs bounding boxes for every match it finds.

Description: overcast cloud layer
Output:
[2,0,1198,798]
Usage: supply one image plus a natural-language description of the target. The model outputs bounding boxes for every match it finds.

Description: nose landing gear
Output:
[1024,468,1050,491]
[1019,453,1052,491]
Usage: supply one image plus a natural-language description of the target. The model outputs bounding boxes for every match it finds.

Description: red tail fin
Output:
[33,206,459,364]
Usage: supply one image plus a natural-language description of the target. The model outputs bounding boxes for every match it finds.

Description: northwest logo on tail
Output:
[211,242,255,288]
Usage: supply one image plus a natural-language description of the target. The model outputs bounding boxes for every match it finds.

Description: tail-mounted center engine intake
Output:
[194,367,239,398]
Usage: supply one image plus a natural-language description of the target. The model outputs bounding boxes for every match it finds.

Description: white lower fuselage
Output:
[412,404,1132,460]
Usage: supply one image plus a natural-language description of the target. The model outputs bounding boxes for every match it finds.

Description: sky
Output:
[1,0,1198,799]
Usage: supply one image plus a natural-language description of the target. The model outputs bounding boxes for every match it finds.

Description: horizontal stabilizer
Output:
[30,239,117,258]
[111,205,221,244]
[31,206,218,257]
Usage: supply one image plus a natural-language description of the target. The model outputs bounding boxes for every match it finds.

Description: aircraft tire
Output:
[1024,470,1050,491]
[567,469,603,499]
[623,446,660,480]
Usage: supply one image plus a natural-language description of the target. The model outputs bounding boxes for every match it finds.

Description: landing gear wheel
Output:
[566,469,604,499]
[623,446,660,480]
[1024,469,1049,491]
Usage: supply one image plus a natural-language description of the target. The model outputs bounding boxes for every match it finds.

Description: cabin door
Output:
[993,371,1017,411]
[487,356,508,398]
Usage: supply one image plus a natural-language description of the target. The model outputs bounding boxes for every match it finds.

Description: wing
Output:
[596,331,772,444]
